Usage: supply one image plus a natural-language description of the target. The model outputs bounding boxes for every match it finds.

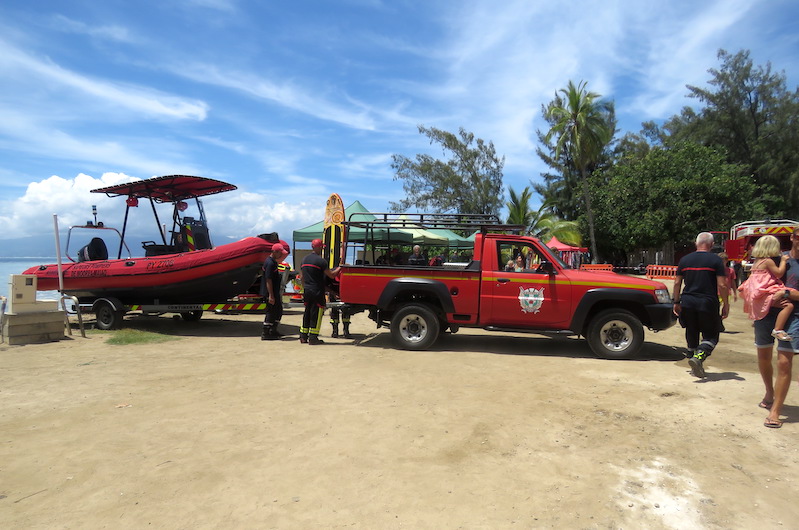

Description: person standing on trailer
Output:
[300,239,342,344]
[261,243,289,340]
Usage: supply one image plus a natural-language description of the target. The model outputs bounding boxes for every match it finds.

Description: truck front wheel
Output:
[391,304,440,350]
[586,309,644,359]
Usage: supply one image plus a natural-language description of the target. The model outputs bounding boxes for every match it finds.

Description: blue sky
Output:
[0,0,797,253]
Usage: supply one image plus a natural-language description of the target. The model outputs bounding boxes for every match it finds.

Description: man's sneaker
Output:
[688,355,706,378]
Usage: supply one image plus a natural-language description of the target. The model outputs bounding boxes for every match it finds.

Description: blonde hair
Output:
[751,235,781,258]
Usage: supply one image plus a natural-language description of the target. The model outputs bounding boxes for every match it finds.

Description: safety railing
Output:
[61,294,86,338]
[646,265,678,280]
[0,296,6,344]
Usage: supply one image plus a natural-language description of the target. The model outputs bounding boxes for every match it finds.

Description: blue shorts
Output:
[754,309,799,353]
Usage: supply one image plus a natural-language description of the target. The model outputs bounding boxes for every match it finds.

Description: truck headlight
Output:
[655,289,672,304]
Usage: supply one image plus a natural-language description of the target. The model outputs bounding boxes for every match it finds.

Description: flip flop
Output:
[759,401,773,410]
[764,418,783,429]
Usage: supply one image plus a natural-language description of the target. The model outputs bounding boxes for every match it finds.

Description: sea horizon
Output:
[0,257,59,301]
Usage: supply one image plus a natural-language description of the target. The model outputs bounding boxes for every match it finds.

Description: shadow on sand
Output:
[355,329,685,362]
[77,312,684,362]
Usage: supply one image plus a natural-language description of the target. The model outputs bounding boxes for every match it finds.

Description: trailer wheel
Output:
[181,310,203,322]
[390,304,440,350]
[586,309,644,359]
[95,300,124,330]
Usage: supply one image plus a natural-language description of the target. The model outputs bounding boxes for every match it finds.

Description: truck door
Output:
[480,240,572,328]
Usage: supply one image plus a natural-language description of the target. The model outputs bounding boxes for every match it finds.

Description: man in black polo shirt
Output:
[300,239,342,344]
[672,232,730,377]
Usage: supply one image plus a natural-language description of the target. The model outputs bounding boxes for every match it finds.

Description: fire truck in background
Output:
[724,219,799,278]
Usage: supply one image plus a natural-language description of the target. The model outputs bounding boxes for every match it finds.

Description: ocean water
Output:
[0,257,60,301]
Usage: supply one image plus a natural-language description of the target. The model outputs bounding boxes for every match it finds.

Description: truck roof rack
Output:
[346,212,526,234]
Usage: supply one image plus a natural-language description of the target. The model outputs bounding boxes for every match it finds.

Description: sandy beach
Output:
[2,288,799,529]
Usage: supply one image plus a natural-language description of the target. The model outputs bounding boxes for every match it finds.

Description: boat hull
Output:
[23,237,275,304]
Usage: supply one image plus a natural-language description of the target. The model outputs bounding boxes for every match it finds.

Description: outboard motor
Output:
[77,237,109,262]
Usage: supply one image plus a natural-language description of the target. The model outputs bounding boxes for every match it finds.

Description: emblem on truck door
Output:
[518,286,545,314]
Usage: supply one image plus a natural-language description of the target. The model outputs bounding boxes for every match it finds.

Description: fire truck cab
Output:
[725,219,799,277]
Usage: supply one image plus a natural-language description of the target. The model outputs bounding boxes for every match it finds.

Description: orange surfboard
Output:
[322,193,346,269]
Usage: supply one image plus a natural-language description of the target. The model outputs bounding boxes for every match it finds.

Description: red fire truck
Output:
[333,213,676,359]
[724,219,799,276]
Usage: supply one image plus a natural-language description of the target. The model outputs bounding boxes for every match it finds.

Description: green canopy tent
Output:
[292,202,481,265]
[292,200,414,244]
[426,228,474,249]
[390,214,450,245]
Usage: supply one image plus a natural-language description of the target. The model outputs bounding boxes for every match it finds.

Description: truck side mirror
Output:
[537,261,555,274]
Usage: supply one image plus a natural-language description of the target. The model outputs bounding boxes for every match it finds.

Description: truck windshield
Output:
[498,241,572,271]
[540,245,572,269]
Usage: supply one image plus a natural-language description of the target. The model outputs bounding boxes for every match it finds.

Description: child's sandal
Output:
[771,329,792,341]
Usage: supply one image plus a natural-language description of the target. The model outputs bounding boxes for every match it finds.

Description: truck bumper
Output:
[646,303,678,330]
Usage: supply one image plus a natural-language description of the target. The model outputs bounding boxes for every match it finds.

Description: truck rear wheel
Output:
[586,309,644,359]
[391,304,440,350]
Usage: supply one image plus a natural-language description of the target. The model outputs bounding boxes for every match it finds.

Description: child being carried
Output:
[739,235,796,341]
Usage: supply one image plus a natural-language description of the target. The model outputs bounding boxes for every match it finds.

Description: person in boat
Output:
[300,238,343,345]
[261,243,289,340]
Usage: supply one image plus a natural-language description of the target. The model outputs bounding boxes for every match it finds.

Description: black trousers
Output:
[679,306,721,354]
[301,291,326,336]
[263,299,283,329]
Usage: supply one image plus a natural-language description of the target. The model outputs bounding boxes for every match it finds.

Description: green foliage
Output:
[506,186,581,244]
[591,142,762,256]
[506,186,536,228]
[543,80,615,262]
[649,49,799,215]
[391,126,505,216]
[533,49,796,261]
[533,128,584,221]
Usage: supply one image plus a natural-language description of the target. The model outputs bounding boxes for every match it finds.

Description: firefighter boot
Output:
[331,323,339,338]
[299,333,308,344]
[343,322,352,339]
[308,335,325,345]
[262,326,279,341]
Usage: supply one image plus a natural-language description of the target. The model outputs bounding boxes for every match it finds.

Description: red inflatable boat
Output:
[22,175,288,309]
[22,235,280,304]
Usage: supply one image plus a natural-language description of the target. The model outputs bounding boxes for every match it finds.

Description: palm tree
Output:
[544,80,614,263]
[506,186,535,228]
[506,186,582,244]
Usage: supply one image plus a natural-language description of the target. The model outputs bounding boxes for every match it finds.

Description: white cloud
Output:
[0,173,138,239]
[0,107,205,177]
[183,0,238,12]
[173,62,377,130]
[0,173,323,254]
[52,15,138,44]
[615,0,758,121]
[0,38,208,121]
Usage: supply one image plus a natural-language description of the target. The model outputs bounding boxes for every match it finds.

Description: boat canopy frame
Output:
[91,175,237,258]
